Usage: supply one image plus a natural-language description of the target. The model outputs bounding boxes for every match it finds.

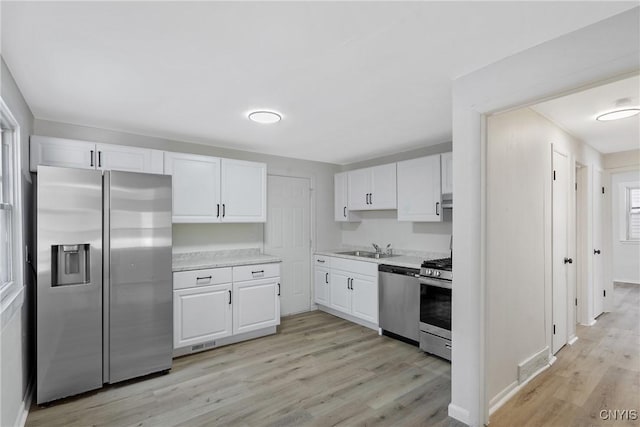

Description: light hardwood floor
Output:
[490,283,640,427]
[27,311,464,427]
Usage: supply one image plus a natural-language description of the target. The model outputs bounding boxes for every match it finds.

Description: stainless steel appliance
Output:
[419,257,452,361]
[36,166,172,404]
[379,264,420,343]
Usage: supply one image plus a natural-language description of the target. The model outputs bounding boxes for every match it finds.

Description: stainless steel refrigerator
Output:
[36,166,172,404]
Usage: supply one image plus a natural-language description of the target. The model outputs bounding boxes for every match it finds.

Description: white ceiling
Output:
[532,75,640,154]
[2,2,637,164]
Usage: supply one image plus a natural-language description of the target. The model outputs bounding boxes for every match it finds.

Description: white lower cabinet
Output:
[233,277,280,335]
[314,255,378,326]
[329,271,352,313]
[173,263,281,352]
[174,283,233,348]
[314,267,330,306]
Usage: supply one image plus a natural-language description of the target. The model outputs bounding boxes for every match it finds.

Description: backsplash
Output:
[172,223,264,254]
[340,210,452,254]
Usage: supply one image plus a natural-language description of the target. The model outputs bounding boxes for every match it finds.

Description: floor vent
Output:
[191,340,216,352]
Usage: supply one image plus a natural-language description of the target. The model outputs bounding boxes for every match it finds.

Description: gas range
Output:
[420,257,453,282]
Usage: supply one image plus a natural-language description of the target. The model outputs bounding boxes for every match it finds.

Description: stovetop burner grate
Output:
[421,257,453,271]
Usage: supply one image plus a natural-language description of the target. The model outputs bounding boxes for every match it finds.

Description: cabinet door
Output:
[441,152,453,195]
[347,168,370,210]
[233,277,280,335]
[173,283,233,349]
[369,163,397,209]
[329,271,351,314]
[164,152,221,223]
[30,136,95,172]
[397,155,442,222]
[335,172,360,222]
[314,267,330,306]
[96,144,163,174]
[351,275,378,324]
[220,159,266,222]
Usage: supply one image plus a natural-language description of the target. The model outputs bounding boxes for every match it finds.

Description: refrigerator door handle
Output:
[103,171,110,383]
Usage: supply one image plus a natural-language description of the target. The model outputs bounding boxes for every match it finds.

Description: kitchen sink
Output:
[336,250,398,259]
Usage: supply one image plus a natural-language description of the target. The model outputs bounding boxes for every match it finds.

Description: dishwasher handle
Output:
[378,264,420,277]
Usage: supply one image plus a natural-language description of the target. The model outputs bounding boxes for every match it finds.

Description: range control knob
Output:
[427,269,433,276]
[435,271,441,277]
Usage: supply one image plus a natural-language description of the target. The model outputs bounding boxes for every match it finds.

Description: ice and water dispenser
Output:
[51,244,90,286]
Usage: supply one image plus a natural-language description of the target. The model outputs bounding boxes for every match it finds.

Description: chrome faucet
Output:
[372,243,382,254]
[385,243,392,255]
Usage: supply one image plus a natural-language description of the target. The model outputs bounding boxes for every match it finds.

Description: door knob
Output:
[564,257,573,264]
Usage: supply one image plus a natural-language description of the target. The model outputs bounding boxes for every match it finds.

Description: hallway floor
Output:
[490,283,640,426]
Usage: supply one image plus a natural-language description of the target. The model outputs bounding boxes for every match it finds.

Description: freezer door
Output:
[106,171,173,383]
[36,166,103,404]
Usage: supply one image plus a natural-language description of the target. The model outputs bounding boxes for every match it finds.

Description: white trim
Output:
[581,318,597,327]
[316,304,378,331]
[517,346,550,384]
[489,361,553,416]
[613,279,640,285]
[568,335,579,346]
[13,379,33,427]
[448,403,470,425]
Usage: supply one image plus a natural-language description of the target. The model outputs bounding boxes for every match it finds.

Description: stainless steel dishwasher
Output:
[379,264,421,344]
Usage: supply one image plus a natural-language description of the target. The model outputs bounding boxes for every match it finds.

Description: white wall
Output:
[486,107,602,405]
[32,119,343,255]
[1,56,34,427]
[340,142,452,254]
[611,170,640,284]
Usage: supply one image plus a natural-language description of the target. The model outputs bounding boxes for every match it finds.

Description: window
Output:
[628,187,640,241]
[0,97,22,305]
[1,128,14,292]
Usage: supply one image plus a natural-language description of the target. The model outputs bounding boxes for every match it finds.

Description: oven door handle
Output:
[419,277,452,289]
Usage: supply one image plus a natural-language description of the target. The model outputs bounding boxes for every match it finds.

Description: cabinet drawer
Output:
[174,267,232,290]
[331,257,377,277]
[314,255,332,268]
[233,263,280,282]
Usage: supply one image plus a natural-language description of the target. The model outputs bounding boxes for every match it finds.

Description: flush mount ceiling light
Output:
[596,108,640,121]
[596,98,640,121]
[248,110,282,124]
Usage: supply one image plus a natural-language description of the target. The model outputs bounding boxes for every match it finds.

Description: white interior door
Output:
[264,175,311,316]
[593,169,604,317]
[552,150,569,354]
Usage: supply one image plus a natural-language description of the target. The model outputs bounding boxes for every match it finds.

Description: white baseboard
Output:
[14,378,33,427]
[613,280,640,286]
[568,335,579,345]
[581,318,597,327]
[448,403,470,425]
[489,351,553,416]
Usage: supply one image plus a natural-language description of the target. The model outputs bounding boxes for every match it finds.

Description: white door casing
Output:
[593,169,605,317]
[264,175,311,316]
[552,149,569,354]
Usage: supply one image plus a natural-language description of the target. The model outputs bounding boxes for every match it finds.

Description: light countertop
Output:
[173,249,281,272]
[314,248,448,270]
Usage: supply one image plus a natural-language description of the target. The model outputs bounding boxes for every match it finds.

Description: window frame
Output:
[626,186,640,242]
[0,96,24,308]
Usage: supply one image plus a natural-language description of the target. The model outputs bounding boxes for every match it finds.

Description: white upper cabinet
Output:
[96,143,163,174]
[30,136,96,171]
[164,152,221,223]
[30,135,163,174]
[397,155,442,222]
[334,172,359,222]
[220,159,266,222]
[164,153,266,223]
[441,152,453,195]
[369,163,397,209]
[347,163,397,211]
